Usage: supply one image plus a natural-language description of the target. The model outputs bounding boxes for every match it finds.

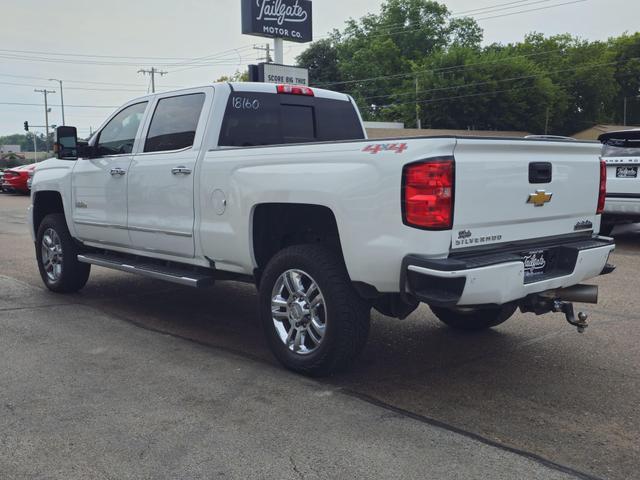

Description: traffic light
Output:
[24,121,29,132]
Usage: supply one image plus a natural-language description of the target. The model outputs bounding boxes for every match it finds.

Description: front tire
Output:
[36,213,91,293]
[431,304,516,331]
[259,245,370,376]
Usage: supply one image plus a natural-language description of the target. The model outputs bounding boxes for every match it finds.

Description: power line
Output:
[474,0,587,20]
[360,58,632,102]
[0,45,255,69]
[0,73,184,88]
[316,48,567,88]
[364,62,640,110]
[0,80,147,93]
[0,48,236,61]
[0,53,248,67]
[454,0,546,15]
[299,0,587,46]
[0,102,118,108]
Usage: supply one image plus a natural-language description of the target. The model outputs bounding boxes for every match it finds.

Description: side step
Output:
[77,253,216,288]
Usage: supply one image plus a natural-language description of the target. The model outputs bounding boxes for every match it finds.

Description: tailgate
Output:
[600,130,640,198]
[451,138,601,250]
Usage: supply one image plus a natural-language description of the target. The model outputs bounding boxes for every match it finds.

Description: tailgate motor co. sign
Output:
[242,0,313,43]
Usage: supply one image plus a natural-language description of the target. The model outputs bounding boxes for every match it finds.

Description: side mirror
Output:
[54,126,78,160]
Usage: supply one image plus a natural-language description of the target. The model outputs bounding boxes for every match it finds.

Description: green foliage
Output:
[295,38,343,89]
[0,132,48,152]
[215,70,249,82]
[296,0,640,134]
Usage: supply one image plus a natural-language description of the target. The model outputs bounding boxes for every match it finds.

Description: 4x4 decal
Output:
[362,143,408,154]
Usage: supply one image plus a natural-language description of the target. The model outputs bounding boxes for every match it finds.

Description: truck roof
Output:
[125,82,353,104]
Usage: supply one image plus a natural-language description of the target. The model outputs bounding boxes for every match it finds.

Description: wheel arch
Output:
[33,190,66,237]
[251,203,345,281]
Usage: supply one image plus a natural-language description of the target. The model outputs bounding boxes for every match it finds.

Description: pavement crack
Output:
[0,303,76,313]
[289,455,304,480]
[338,388,605,480]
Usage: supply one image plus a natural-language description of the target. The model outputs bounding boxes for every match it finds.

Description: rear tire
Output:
[36,213,91,293]
[259,245,370,376]
[431,304,516,331]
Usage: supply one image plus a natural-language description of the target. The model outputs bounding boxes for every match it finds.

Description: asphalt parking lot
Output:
[1,193,638,480]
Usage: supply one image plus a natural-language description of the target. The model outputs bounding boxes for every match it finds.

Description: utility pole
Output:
[273,38,283,64]
[137,67,167,93]
[624,97,627,126]
[49,79,65,125]
[254,43,273,63]
[415,76,421,129]
[34,89,55,152]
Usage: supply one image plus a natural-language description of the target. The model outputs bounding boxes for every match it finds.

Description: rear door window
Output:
[144,93,206,153]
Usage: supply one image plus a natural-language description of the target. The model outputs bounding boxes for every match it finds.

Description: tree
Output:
[296,38,343,89]
[215,70,249,82]
[296,0,484,119]
[610,33,640,125]
[379,47,557,132]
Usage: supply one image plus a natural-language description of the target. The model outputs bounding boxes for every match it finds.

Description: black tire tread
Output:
[260,244,370,376]
[36,213,90,293]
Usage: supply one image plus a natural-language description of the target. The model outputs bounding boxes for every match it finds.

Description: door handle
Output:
[110,168,126,176]
[172,166,192,175]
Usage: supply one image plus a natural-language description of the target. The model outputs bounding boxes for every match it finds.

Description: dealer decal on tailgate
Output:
[362,143,408,154]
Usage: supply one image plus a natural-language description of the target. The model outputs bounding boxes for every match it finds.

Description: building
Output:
[572,125,640,140]
[0,144,21,154]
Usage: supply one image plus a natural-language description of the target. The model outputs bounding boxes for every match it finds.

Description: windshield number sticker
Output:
[363,143,408,154]
[233,97,261,110]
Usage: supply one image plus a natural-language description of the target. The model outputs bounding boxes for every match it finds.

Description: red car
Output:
[1,164,36,194]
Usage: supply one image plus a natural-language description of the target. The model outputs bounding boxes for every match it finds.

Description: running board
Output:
[77,253,215,288]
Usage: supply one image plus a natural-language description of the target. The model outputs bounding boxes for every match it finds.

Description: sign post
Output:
[242,0,312,81]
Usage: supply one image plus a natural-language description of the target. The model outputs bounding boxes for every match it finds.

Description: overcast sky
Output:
[1,0,639,136]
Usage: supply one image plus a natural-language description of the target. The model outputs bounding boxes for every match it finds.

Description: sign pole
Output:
[274,38,284,64]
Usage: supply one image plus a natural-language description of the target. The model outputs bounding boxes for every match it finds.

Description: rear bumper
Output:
[2,178,28,193]
[402,237,615,307]
[604,195,640,218]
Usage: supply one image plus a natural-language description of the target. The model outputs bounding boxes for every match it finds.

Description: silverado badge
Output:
[527,190,553,207]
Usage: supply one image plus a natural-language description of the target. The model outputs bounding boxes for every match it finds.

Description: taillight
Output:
[597,159,606,214]
[276,84,314,96]
[402,158,455,229]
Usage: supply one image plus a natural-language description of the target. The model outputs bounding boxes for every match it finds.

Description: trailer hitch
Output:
[520,284,596,333]
[552,300,589,333]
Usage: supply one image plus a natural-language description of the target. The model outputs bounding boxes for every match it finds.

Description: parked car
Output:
[599,129,640,235]
[0,170,5,192]
[2,164,36,194]
[29,82,614,376]
[26,168,34,191]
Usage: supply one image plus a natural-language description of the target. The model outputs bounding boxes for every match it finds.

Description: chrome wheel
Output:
[271,269,326,355]
[41,228,63,282]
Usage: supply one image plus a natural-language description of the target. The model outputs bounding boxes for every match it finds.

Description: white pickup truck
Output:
[599,129,640,235]
[29,82,615,376]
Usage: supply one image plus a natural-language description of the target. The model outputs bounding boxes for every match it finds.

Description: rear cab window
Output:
[218,90,365,147]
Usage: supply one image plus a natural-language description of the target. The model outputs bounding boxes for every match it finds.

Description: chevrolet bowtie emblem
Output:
[527,190,553,207]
